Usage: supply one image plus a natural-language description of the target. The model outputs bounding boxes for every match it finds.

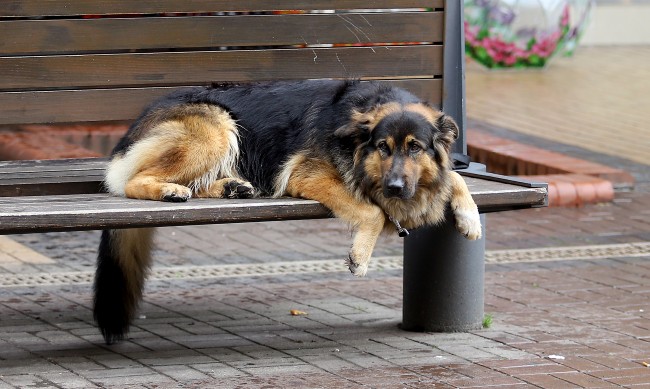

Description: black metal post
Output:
[402,208,485,332]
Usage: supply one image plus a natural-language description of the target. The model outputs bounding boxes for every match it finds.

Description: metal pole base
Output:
[401,213,486,332]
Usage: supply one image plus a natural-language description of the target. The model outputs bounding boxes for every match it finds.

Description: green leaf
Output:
[526,38,536,51]
[482,314,493,328]
[475,46,489,61]
[528,54,541,65]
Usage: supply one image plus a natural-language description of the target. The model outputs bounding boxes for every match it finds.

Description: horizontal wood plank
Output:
[0,178,547,234]
[0,79,443,125]
[1,1,444,17]
[0,158,105,196]
[0,46,442,91]
[0,13,443,55]
[0,180,103,198]
[0,195,333,234]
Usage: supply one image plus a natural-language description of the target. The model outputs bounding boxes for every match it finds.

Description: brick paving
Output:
[0,256,649,388]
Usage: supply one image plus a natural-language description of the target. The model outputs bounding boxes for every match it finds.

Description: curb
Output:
[518,173,614,207]
[468,129,634,207]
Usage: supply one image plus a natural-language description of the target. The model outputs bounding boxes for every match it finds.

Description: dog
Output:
[95,79,482,344]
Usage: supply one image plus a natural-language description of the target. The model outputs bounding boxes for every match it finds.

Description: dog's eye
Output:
[377,141,390,154]
[409,142,422,153]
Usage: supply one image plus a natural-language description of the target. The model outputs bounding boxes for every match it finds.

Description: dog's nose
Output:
[385,178,405,197]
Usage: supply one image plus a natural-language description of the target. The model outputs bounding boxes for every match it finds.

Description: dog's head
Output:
[337,103,458,201]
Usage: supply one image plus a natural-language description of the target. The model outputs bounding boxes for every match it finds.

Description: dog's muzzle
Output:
[384,177,405,198]
[383,177,414,199]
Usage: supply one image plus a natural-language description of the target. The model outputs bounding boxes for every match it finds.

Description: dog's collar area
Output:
[388,215,409,238]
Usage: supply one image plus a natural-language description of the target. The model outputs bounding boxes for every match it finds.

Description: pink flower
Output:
[478,35,522,64]
[503,55,517,66]
[531,36,559,57]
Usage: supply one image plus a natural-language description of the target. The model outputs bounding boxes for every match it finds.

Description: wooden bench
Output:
[0,1,547,332]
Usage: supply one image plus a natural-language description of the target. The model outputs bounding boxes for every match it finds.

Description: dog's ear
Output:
[435,114,459,151]
[334,109,373,139]
[334,120,370,138]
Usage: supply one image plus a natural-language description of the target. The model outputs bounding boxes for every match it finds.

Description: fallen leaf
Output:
[290,309,308,316]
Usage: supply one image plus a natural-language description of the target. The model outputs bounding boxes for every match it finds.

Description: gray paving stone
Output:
[0,375,50,388]
[240,363,323,377]
[89,373,175,387]
[299,354,361,373]
[0,359,68,375]
[88,353,145,369]
[152,365,213,382]
[167,333,253,349]
[78,366,158,380]
[128,349,217,367]
[190,362,249,378]
[37,371,100,389]
[337,351,397,369]
[48,356,105,372]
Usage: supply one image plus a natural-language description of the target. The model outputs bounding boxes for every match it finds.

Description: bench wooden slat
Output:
[0,176,547,235]
[0,79,443,125]
[0,180,104,198]
[1,46,442,91]
[0,13,443,55]
[0,195,332,234]
[0,159,102,197]
[1,1,444,17]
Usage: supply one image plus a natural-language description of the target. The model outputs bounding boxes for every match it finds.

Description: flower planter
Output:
[464,0,594,69]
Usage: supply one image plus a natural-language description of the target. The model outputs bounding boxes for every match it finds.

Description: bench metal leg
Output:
[401,213,486,332]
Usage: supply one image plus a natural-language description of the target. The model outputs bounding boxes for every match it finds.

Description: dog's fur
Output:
[96,80,481,344]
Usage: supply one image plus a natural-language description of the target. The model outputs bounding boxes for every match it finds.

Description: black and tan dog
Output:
[96,80,481,344]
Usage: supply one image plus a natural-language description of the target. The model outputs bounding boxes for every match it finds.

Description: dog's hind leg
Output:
[106,104,243,202]
[281,156,385,277]
[448,171,482,240]
[94,228,154,344]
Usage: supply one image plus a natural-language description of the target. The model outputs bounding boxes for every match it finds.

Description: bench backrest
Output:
[0,0,465,152]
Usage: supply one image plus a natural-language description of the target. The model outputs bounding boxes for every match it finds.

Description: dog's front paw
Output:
[454,208,482,240]
[345,254,369,277]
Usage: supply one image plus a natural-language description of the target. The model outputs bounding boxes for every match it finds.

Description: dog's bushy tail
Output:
[94,228,154,344]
